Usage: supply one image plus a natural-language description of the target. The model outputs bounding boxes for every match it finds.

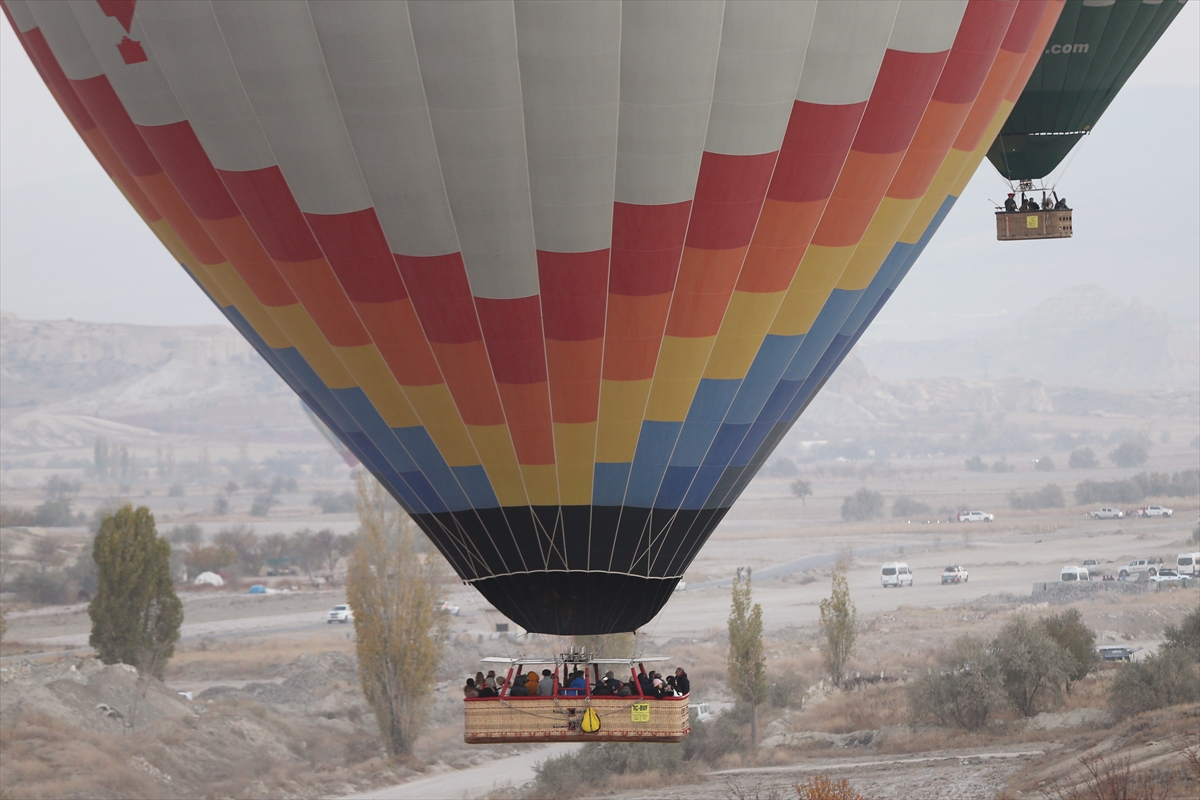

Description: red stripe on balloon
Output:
[608,201,691,296]
[394,253,484,345]
[537,250,608,342]
[766,101,867,204]
[69,75,160,177]
[475,296,548,385]
[934,0,1019,105]
[1002,0,1053,54]
[685,151,778,251]
[853,49,952,155]
[217,167,324,263]
[305,210,408,304]
[136,121,240,220]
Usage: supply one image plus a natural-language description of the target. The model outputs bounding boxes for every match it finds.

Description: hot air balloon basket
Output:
[463,696,690,743]
[995,209,1073,241]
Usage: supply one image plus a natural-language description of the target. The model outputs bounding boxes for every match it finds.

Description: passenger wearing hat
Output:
[1004,193,1017,212]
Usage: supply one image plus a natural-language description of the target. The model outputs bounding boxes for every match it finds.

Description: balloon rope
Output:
[1049,141,1084,192]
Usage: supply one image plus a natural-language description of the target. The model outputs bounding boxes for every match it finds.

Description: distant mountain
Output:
[0,313,310,452]
[856,285,1199,389]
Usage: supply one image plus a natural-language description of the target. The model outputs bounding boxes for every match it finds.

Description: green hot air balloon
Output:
[988,0,1188,182]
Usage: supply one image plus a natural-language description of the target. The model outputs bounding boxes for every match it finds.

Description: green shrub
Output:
[1108,442,1148,468]
[965,455,987,472]
[1068,447,1098,469]
[1009,483,1065,510]
[1162,607,1200,662]
[1108,648,1200,717]
[907,635,1002,730]
[892,496,932,518]
[527,741,689,798]
[840,488,883,522]
[992,459,1015,473]
[1035,456,1055,472]
[1073,469,1199,505]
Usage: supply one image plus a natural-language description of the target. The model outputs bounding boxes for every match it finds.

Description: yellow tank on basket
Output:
[463,650,690,744]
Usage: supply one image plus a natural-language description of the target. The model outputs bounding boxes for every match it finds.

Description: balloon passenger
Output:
[537,669,554,696]
[1054,197,1069,210]
[1004,193,1017,212]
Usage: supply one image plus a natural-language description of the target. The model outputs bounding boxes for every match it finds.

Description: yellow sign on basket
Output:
[631,702,650,723]
[1026,215,1039,229]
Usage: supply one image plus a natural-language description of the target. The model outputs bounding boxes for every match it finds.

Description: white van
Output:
[881,562,913,587]
[1177,552,1199,577]
[1060,565,1090,582]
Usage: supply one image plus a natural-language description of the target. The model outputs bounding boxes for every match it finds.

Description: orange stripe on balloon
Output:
[664,246,747,338]
[601,293,673,382]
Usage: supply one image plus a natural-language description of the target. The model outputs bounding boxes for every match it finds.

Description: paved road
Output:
[342,744,580,799]
[685,543,898,590]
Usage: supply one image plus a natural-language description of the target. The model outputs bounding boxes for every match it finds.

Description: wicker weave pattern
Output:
[463,696,689,743]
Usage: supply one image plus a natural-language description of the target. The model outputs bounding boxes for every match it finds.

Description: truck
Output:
[1117,559,1160,579]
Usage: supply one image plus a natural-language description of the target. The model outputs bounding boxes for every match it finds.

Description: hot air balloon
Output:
[4,0,1063,635]
[988,0,1188,182]
[988,0,1187,240]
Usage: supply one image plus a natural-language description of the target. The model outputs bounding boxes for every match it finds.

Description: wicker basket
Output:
[463,695,690,743]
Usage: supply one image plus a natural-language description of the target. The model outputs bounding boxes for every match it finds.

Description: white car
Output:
[327,604,354,624]
[1090,507,1123,519]
[436,600,461,616]
[1137,506,1173,518]
[1149,569,1183,583]
[941,565,969,584]
[958,511,994,522]
[1060,565,1090,582]
[1177,552,1199,577]
[1118,559,1159,579]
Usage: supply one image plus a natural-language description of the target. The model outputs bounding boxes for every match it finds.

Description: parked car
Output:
[941,565,969,584]
[957,510,994,523]
[1081,559,1103,579]
[1176,552,1200,577]
[1118,559,1160,579]
[881,562,913,588]
[1060,565,1090,582]
[1097,645,1142,662]
[437,600,461,616]
[692,702,713,723]
[327,603,354,624]
[1137,505,1173,518]
[1090,507,1123,519]
[1149,569,1184,583]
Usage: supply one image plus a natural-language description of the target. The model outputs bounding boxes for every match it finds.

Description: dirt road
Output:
[342,744,580,799]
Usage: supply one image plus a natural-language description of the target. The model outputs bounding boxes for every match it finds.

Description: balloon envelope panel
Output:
[5,0,1058,633]
[987,0,1186,181]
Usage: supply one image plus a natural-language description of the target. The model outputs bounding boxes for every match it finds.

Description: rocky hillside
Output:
[857,285,1199,389]
[0,313,309,451]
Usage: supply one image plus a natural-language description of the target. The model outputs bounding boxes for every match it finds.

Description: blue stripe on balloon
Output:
[592,462,632,506]
[624,421,683,507]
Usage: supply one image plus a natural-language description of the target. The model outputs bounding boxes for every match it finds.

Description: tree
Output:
[31,537,64,573]
[346,471,447,757]
[1008,483,1066,510]
[1108,648,1200,717]
[991,615,1070,717]
[88,505,183,681]
[312,528,353,579]
[840,488,883,522]
[908,635,1002,730]
[727,568,768,744]
[1039,609,1099,693]
[1162,607,1200,661]
[795,775,866,800]
[790,479,813,505]
[1068,447,1097,469]
[1035,456,1055,472]
[1109,441,1148,468]
[215,525,263,577]
[965,455,987,472]
[819,569,857,687]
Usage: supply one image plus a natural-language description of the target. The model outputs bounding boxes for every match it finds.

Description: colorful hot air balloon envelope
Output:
[4,0,1062,634]
[988,0,1187,181]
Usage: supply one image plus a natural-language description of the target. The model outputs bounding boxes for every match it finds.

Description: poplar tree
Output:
[727,568,768,743]
[88,505,182,680]
[347,472,447,757]
[819,568,857,687]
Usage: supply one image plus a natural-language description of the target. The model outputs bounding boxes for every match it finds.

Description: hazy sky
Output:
[2,5,1197,339]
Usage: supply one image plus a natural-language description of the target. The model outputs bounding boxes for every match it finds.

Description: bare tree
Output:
[790,479,813,506]
[347,471,447,757]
